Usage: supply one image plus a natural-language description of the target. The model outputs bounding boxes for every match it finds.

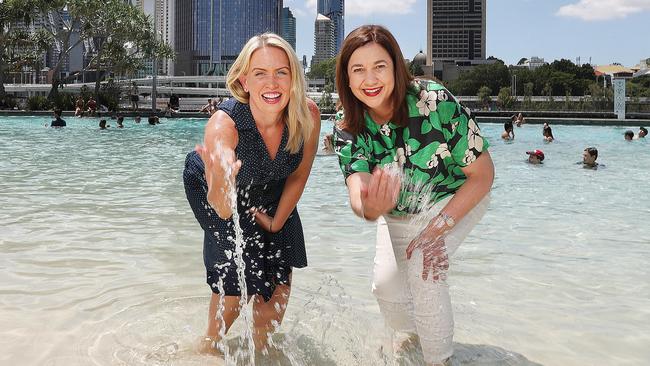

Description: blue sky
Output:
[284,0,649,67]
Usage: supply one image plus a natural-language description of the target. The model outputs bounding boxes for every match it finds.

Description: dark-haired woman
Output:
[333,25,494,365]
[543,122,554,142]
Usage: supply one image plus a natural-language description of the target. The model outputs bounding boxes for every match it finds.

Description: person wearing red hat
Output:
[526,149,544,164]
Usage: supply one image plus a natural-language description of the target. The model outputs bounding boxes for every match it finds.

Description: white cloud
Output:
[556,0,650,21]
[346,0,417,16]
[305,0,317,12]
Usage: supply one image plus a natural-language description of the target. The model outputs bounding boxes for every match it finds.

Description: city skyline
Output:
[174,0,282,76]
[317,0,345,53]
[285,0,648,67]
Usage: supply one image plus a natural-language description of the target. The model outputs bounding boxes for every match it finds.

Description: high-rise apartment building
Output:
[174,0,282,76]
[426,0,486,80]
[281,7,296,50]
[427,0,485,62]
[317,0,344,53]
[312,14,335,68]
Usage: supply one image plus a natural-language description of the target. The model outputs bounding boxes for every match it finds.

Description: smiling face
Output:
[239,46,291,118]
[347,43,395,121]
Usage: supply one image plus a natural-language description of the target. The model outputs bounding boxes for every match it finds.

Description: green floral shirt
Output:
[333,79,489,216]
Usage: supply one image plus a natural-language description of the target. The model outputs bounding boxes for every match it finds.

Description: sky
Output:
[283,0,649,68]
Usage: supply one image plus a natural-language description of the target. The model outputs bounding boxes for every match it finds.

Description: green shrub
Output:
[51,92,76,110]
[0,94,18,109]
[26,95,51,111]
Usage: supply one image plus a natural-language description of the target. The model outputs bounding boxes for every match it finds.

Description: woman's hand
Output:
[406,217,450,281]
[359,167,401,220]
[195,144,242,219]
[249,207,277,233]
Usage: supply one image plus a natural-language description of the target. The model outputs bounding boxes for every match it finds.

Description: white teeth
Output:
[263,93,281,98]
[365,88,381,93]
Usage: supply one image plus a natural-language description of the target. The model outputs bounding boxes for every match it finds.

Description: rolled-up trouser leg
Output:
[373,195,490,364]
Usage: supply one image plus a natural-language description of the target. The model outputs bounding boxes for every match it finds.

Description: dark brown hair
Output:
[335,25,413,136]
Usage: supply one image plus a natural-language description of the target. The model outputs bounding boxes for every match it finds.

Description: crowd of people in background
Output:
[47,108,162,130]
[497,113,646,169]
[198,97,226,116]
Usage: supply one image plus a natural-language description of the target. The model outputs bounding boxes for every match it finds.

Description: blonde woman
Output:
[183,33,320,354]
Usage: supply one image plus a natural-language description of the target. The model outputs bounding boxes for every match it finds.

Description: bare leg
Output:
[199,293,241,354]
[252,280,291,352]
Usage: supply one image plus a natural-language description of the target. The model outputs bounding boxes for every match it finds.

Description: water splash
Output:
[213,143,256,365]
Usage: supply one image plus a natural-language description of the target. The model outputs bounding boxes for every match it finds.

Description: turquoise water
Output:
[0,116,648,365]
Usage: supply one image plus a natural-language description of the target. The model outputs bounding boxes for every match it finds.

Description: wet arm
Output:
[201,111,239,219]
[438,151,494,222]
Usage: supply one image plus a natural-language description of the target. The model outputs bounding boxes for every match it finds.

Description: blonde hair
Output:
[226,33,312,154]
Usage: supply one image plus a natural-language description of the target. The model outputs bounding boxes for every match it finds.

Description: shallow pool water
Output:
[0,116,648,365]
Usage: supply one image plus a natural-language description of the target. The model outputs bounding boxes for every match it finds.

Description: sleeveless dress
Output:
[183,98,307,302]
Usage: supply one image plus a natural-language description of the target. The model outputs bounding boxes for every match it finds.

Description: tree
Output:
[408,61,424,76]
[0,0,54,99]
[517,57,528,66]
[33,0,173,99]
[448,61,510,96]
[319,81,335,113]
[81,0,174,96]
[564,84,572,111]
[477,86,492,110]
[497,87,515,110]
[523,82,534,109]
[307,57,336,85]
[543,82,553,102]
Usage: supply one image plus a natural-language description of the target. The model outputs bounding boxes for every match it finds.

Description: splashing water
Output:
[212,143,256,365]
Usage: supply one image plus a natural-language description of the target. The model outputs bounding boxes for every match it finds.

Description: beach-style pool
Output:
[1,116,648,365]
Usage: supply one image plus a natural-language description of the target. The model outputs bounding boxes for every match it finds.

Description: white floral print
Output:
[405,144,412,156]
[416,90,438,116]
[395,147,406,167]
[467,119,483,152]
[463,118,483,164]
[436,143,451,160]
[427,143,451,168]
[380,124,391,136]
[437,90,448,101]
[426,155,438,169]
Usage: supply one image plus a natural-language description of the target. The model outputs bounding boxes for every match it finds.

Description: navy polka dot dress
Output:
[183,98,307,302]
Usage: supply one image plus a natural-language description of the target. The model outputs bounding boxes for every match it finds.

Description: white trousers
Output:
[372,195,490,364]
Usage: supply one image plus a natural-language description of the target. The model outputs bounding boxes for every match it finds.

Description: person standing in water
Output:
[502,115,515,140]
[333,25,494,366]
[543,122,554,142]
[183,33,320,356]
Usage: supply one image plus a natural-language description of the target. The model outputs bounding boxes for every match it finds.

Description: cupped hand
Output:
[360,167,401,220]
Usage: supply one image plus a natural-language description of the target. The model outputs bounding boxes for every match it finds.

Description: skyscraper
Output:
[174,0,282,76]
[317,0,344,53]
[281,7,296,50]
[312,14,335,68]
[427,0,486,64]
[132,0,174,75]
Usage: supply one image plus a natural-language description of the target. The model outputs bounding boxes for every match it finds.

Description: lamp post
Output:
[151,13,158,113]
